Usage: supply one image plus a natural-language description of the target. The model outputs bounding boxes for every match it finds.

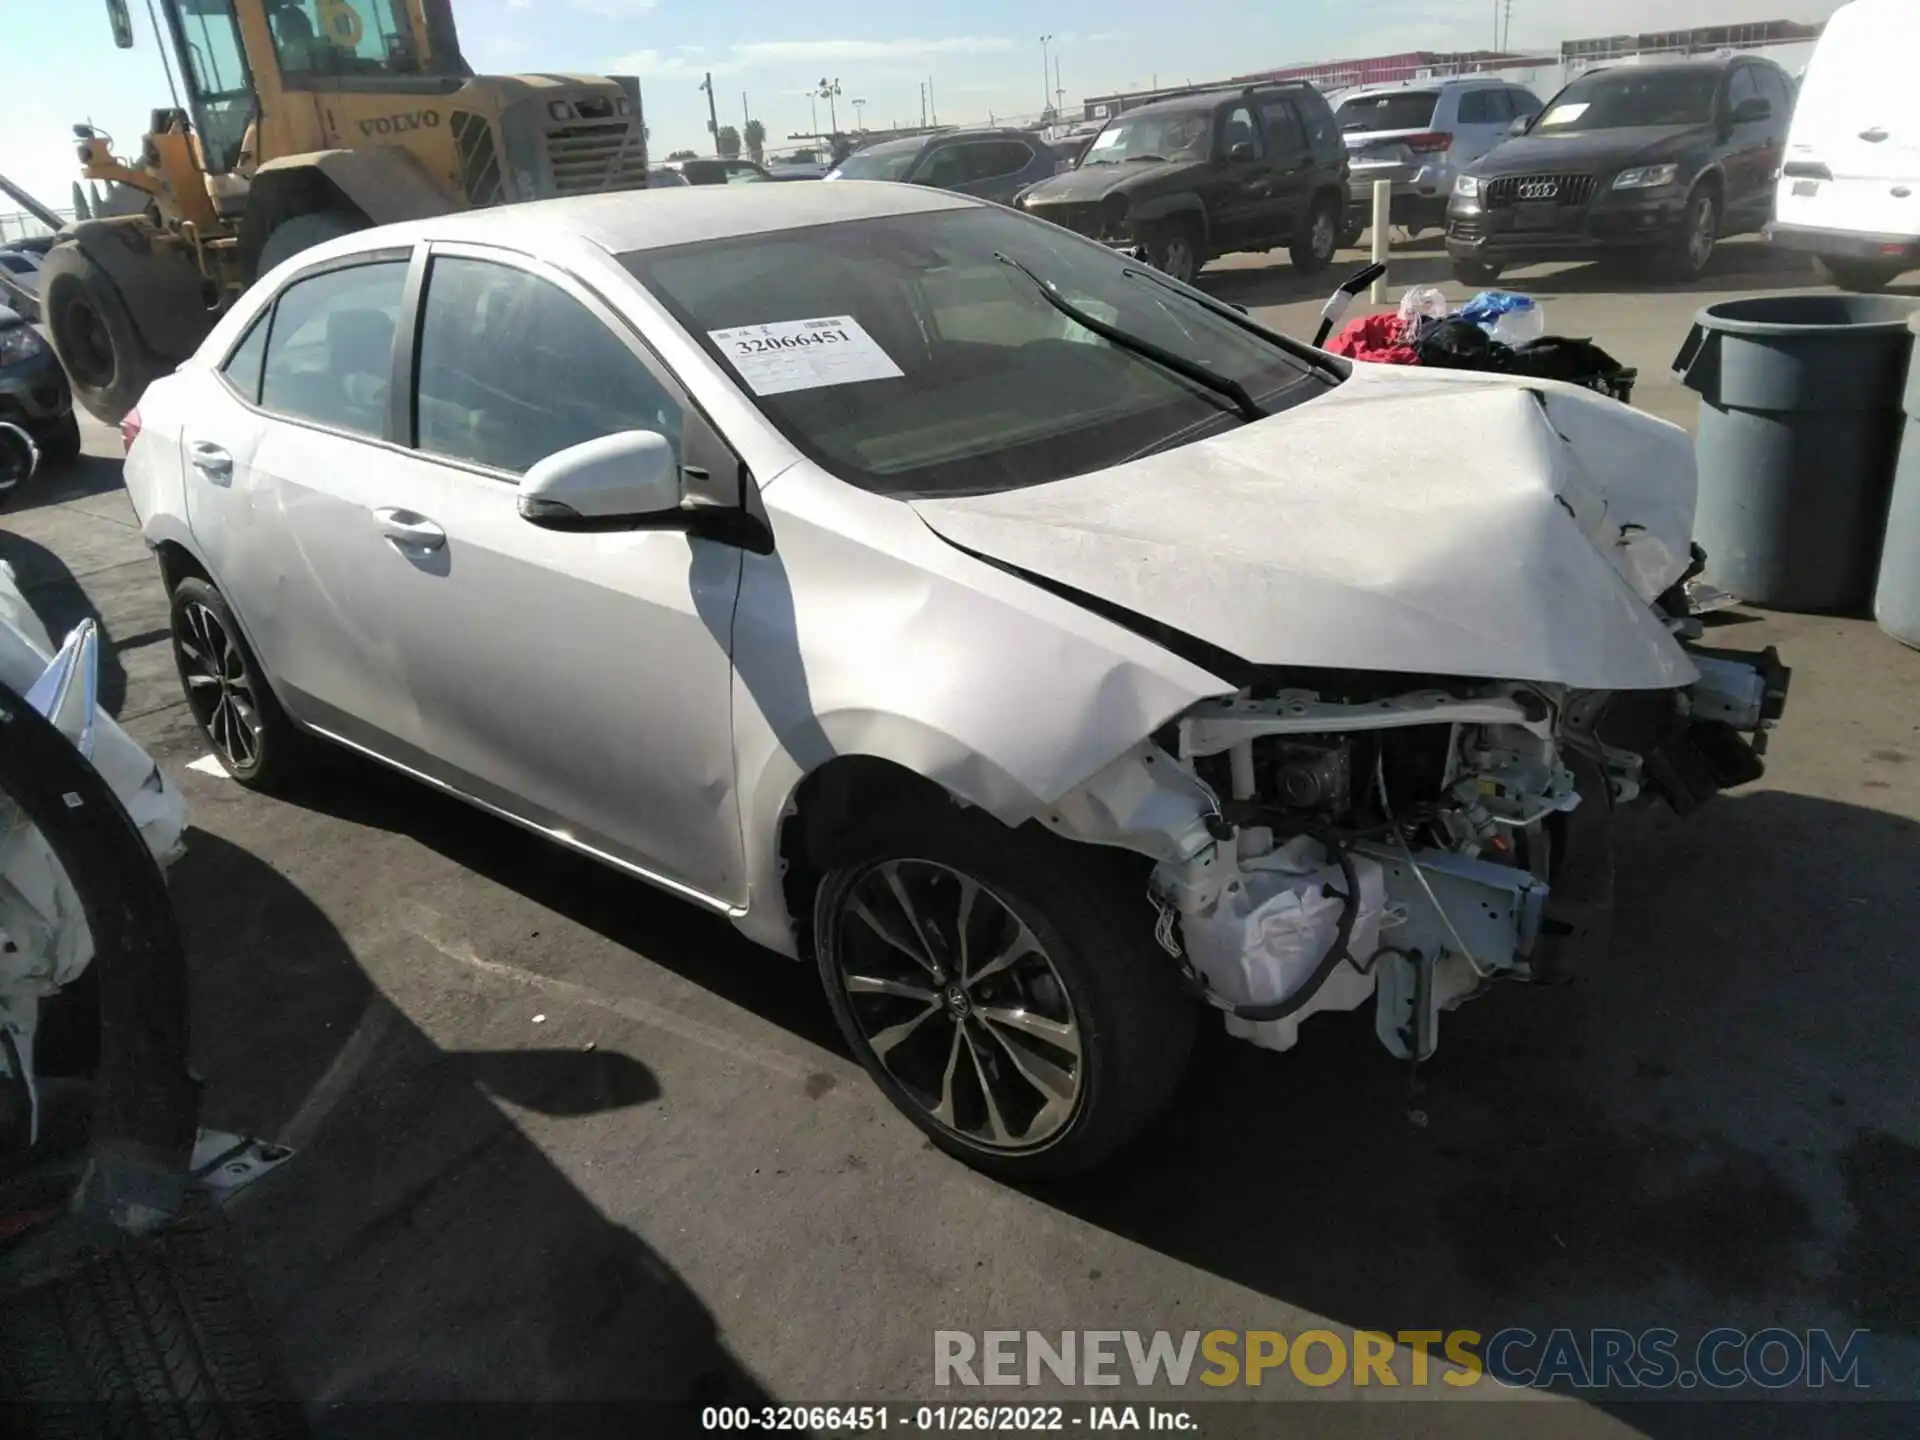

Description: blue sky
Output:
[6,0,1840,211]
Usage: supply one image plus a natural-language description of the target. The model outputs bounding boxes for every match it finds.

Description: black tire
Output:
[40,242,168,427]
[0,1203,305,1437]
[813,805,1196,1180]
[1656,185,1718,282]
[1289,195,1341,274]
[1145,221,1206,286]
[41,410,84,466]
[1338,217,1366,250]
[1816,255,1908,294]
[168,577,303,792]
[256,209,368,279]
[1451,258,1504,286]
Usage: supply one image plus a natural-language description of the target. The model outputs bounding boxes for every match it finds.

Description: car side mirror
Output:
[518,430,682,530]
[1731,97,1771,124]
[1227,141,1256,162]
[1509,114,1533,136]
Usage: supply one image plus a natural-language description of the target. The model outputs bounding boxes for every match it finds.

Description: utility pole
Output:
[927,76,937,125]
[1503,0,1514,50]
[1055,56,1064,117]
[919,82,927,128]
[852,97,866,131]
[699,71,719,154]
[742,91,750,133]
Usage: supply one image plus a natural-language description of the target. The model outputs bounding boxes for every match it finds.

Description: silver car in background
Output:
[1336,78,1543,240]
[120,184,1786,1179]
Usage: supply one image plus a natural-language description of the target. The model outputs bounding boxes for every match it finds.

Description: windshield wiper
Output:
[993,252,1262,421]
[1120,263,1343,381]
[1123,153,1168,162]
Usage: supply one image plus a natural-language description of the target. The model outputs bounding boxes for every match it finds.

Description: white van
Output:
[1768,0,1920,292]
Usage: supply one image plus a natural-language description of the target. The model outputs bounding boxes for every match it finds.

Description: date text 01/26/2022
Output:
[700,1405,1199,1432]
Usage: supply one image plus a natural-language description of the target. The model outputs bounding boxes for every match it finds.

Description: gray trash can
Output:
[1875,313,1920,649]
[1673,294,1920,613]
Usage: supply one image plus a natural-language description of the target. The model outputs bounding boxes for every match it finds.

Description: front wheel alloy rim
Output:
[1688,199,1716,270]
[835,859,1083,1152]
[178,601,261,772]
[1312,208,1336,259]
[1160,238,1195,283]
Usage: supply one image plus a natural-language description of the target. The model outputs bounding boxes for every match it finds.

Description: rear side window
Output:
[1335,91,1441,133]
[1294,91,1340,151]
[965,140,1035,181]
[257,261,407,438]
[220,315,270,404]
[412,256,683,476]
[1457,89,1510,124]
[1260,100,1308,155]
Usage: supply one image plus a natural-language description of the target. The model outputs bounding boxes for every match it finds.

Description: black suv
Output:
[1446,56,1794,282]
[1015,83,1349,283]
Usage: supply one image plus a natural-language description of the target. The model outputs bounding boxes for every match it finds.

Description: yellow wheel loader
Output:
[36,0,649,423]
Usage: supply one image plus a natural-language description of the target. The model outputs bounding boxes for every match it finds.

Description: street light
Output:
[816,76,842,135]
[852,97,866,131]
[1040,34,1054,118]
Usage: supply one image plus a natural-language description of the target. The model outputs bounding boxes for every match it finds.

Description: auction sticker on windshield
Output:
[708,316,904,396]
[1539,102,1589,127]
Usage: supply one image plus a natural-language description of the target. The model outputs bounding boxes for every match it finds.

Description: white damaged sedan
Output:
[122,183,1787,1177]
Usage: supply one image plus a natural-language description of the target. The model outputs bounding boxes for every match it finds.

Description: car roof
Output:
[1582,56,1769,78]
[1339,78,1516,98]
[1120,83,1315,120]
[347,182,978,257]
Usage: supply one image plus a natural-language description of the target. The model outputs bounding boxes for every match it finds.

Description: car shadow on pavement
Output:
[2,451,125,513]
[1025,788,1920,1433]
[165,828,784,1433]
[0,524,131,717]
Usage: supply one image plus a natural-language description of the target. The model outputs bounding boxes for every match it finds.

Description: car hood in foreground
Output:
[911,371,1699,691]
[1475,124,1710,176]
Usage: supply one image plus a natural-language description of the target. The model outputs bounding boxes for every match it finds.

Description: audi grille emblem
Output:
[1517,180,1559,200]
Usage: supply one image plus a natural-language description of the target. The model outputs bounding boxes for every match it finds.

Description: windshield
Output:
[829,146,921,181]
[1080,110,1211,166]
[264,1,443,78]
[1334,91,1440,133]
[623,207,1328,498]
[1535,70,1720,131]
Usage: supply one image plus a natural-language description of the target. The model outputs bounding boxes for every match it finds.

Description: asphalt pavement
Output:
[3,236,1916,1437]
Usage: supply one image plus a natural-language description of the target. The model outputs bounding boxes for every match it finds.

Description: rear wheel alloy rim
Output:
[835,859,1083,1152]
[178,601,261,772]
[1160,237,1196,284]
[1687,198,1716,270]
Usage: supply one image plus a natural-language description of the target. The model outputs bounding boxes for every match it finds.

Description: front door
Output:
[1208,104,1276,250]
[361,245,748,902]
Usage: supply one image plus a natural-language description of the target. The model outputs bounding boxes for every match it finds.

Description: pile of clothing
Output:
[1325,287,1636,401]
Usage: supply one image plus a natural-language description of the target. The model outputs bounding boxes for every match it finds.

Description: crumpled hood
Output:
[911,370,1700,691]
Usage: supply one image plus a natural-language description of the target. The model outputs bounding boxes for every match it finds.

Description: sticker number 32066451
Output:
[707,315,904,396]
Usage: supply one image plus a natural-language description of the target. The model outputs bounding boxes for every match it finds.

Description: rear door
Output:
[1452,88,1513,167]
[951,138,1042,202]
[911,143,971,192]
[182,250,425,753]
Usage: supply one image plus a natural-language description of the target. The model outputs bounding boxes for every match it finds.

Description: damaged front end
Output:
[1046,644,1789,1062]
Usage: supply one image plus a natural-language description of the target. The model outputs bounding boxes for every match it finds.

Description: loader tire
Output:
[256,210,368,279]
[0,1202,305,1438]
[41,243,168,428]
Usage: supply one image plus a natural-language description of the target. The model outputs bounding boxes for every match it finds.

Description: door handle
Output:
[373,507,447,552]
[187,440,232,479]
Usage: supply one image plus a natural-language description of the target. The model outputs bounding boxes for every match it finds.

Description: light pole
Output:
[1040,34,1054,118]
[698,71,719,154]
[817,77,841,136]
[852,97,866,131]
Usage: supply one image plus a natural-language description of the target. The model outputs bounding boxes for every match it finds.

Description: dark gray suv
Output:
[826,130,1058,204]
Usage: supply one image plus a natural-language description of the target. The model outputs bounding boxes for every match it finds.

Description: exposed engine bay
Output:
[1046,643,1790,1062]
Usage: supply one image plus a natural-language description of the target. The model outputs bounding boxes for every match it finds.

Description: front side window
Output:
[257,261,407,437]
[1079,110,1211,166]
[917,146,969,187]
[1535,70,1721,131]
[625,206,1329,498]
[413,257,682,475]
[966,141,1034,181]
[1219,107,1263,157]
